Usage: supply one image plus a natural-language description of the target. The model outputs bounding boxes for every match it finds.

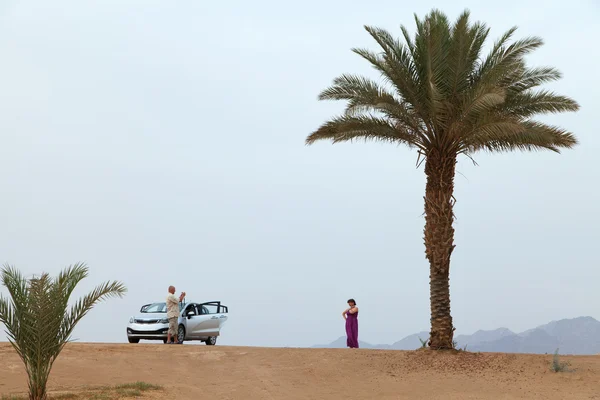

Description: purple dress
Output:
[345,310,359,348]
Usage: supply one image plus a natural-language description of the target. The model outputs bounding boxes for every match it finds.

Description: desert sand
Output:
[0,343,599,399]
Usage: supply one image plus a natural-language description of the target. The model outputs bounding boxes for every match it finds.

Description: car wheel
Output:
[162,339,167,344]
[206,336,217,346]
[128,338,139,344]
[177,325,185,344]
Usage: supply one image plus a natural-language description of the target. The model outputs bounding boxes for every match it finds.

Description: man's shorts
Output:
[168,317,178,336]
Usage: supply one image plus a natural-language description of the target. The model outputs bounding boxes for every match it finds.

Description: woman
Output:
[342,298,359,348]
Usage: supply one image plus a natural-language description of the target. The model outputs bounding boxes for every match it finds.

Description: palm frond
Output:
[27,274,58,396]
[411,10,453,132]
[0,294,21,359]
[506,66,562,93]
[319,74,399,115]
[58,280,126,346]
[447,11,479,96]
[477,26,517,71]
[318,74,430,144]
[354,26,431,127]
[474,35,545,91]
[502,90,580,117]
[462,120,577,153]
[50,263,88,331]
[0,265,33,361]
[306,115,423,149]
[461,89,507,123]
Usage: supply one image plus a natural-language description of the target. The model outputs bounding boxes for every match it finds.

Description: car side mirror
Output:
[186,311,194,318]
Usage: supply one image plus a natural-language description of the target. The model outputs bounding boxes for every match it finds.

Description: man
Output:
[166,285,186,344]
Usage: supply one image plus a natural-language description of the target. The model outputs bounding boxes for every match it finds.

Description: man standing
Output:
[166,286,186,344]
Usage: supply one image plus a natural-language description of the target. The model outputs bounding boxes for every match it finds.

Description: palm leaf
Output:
[354,26,431,128]
[306,115,423,149]
[506,66,562,94]
[462,120,577,153]
[58,279,126,346]
[318,74,430,145]
[502,90,579,117]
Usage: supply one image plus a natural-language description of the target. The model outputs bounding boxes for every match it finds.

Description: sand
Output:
[0,343,598,399]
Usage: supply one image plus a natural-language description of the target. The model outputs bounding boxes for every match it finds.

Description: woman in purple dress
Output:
[342,298,359,348]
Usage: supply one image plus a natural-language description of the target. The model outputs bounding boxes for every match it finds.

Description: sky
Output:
[0,0,598,348]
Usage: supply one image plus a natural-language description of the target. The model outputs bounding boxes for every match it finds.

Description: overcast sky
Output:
[0,0,598,347]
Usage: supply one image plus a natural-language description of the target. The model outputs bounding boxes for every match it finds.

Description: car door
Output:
[198,302,228,336]
[181,303,211,338]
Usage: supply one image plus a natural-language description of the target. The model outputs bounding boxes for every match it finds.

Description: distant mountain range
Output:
[312,316,600,355]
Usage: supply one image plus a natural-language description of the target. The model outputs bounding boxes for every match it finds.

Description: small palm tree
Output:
[307,10,579,349]
[0,263,126,400]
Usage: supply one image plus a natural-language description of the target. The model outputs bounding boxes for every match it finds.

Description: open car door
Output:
[197,301,229,336]
[181,303,212,338]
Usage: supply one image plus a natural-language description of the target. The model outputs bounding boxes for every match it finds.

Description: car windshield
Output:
[141,303,167,313]
[140,302,186,313]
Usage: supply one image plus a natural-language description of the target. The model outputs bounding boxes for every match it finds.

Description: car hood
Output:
[133,313,169,319]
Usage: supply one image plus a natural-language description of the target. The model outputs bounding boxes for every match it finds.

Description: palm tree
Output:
[0,263,126,400]
[306,9,579,350]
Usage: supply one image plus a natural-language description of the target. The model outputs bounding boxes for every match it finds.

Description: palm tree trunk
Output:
[28,372,49,400]
[423,149,457,350]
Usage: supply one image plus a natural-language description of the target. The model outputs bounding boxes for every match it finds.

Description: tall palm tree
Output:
[0,263,126,400]
[306,9,579,350]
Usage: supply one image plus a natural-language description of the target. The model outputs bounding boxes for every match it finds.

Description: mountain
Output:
[312,316,600,355]
[526,316,600,355]
[312,336,391,349]
[390,331,430,350]
[468,328,558,354]
[454,327,515,349]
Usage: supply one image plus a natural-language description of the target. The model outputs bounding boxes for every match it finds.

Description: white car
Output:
[126,301,229,345]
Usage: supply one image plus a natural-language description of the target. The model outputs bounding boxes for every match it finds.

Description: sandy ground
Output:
[0,343,599,399]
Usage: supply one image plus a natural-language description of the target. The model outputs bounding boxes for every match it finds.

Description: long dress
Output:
[345,310,359,348]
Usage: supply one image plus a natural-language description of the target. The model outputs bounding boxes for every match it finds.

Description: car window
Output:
[184,304,197,315]
[199,306,209,315]
[202,304,218,314]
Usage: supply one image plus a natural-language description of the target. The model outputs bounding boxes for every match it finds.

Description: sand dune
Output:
[0,343,598,399]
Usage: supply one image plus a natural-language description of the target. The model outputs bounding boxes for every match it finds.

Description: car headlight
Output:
[159,318,168,323]
[129,317,134,323]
